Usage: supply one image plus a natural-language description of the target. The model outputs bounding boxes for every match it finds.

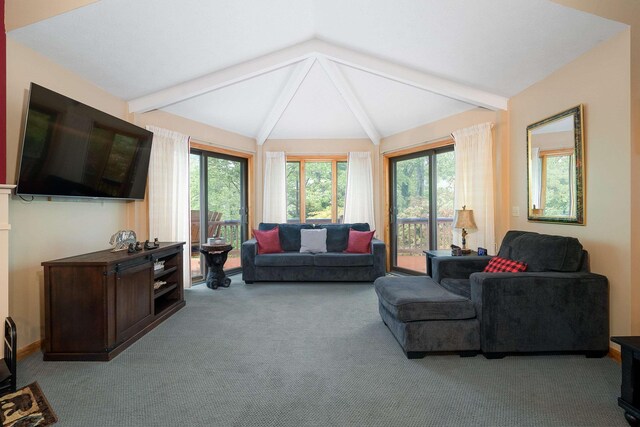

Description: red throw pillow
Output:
[253,226,284,254]
[483,256,528,273]
[344,228,375,254]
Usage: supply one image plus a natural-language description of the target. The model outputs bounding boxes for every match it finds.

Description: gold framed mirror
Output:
[527,105,584,224]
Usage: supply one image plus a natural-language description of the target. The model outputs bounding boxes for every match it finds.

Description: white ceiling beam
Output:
[128,38,508,115]
[128,40,322,113]
[317,56,381,145]
[312,41,508,111]
[256,57,315,145]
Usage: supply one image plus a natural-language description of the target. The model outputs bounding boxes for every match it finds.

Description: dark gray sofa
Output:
[241,223,386,283]
[375,230,609,359]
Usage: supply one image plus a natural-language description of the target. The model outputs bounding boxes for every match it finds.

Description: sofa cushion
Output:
[344,229,375,253]
[300,228,327,253]
[483,256,528,273]
[498,231,583,272]
[259,223,314,252]
[317,223,370,252]
[314,253,373,267]
[440,278,471,299]
[252,226,284,254]
[374,276,476,322]
[254,253,315,267]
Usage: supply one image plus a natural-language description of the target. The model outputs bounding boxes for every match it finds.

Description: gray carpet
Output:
[18,275,625,426]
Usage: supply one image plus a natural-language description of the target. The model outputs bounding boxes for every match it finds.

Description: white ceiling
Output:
[8,0,627,142]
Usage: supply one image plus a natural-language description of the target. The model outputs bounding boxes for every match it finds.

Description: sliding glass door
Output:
[190,149,248,283]
[390,147,455,274]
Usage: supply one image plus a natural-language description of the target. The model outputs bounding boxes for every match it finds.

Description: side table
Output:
[200,244,233,289]
[423,249,478,277]
[611,336,640,426]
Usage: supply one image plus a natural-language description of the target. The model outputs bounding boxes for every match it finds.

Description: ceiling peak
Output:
[128,39,508,119]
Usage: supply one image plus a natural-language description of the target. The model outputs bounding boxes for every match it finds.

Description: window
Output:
[286,158,347,224]
[540,148,575,217]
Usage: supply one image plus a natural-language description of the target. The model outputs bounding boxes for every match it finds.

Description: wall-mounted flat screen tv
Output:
[16,83,153,200]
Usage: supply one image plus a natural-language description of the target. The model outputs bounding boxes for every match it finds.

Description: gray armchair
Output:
[432,231,609,358]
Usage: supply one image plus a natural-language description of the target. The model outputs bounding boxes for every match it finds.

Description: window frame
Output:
[286,155,347,224]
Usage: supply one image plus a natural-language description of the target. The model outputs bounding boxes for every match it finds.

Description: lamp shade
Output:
[454,206,477,230]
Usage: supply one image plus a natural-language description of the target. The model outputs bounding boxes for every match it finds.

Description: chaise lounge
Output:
[375,230,610,359]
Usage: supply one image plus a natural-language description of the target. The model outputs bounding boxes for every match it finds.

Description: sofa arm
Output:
[469,271,609,353]
[431,256,493,283]
[371,238,386,277]
[241,238,258,282]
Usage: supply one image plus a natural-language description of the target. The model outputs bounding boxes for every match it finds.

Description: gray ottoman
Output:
[374,276,480,359]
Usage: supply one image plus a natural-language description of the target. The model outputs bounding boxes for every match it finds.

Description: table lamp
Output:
[453,205,477,254]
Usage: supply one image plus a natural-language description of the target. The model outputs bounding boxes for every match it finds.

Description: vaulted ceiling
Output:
[8,0,627,143]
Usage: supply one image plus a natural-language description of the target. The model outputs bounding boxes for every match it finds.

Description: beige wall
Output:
[133,110,256,155]
[380,108,509,250]
[553,0,640,341]
[508,30,632,339]
[5,0,98,31]
[6,39,132,346]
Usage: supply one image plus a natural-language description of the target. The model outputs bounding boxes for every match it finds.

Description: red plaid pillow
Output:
[483,256,528,273]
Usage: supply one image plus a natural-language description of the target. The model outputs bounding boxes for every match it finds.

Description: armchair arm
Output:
[241,238,258,282]
[469,271,609,353]
[371,238,386,277]
[431,256,493,283]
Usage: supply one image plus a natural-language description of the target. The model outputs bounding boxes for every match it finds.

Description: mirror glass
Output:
[527,105,584,224]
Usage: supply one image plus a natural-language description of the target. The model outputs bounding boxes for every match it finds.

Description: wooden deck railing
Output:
[395,217,453,254]
[216,221,242,253]
[191,217,453,259]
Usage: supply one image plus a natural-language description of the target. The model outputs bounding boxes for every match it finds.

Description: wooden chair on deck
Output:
[207,212,223,239]
[191,211,223,253]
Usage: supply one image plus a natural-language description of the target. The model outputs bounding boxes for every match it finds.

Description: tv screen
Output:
[16,83,153,200]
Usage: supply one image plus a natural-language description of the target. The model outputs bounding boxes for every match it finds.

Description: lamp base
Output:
[460,249,472,255]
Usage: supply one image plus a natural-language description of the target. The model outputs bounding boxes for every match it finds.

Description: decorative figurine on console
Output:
[134,241,143,251]
[109,230,137,252]
[127,243,136,253]
[450,244,462,256]
[144,238,160,250]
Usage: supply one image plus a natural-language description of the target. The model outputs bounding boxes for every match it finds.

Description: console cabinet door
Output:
[115,261,154,343]
[46,265,107,354]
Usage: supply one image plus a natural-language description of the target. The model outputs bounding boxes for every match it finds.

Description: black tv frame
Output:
[15,83,153,201]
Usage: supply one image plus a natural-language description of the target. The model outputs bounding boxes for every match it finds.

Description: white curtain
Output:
[452,122,496,254]
[263,152,287,223]
[146,125,191,288]
[569,153,576,217]
[343,152,375,230]
[530,147,542,210]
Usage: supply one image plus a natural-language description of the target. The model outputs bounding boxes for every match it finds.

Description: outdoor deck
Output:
[190,217,451,281]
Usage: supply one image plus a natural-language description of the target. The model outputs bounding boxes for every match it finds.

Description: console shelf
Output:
[154,266,178,279]
[42,242,185,361]
[154,283,178,299]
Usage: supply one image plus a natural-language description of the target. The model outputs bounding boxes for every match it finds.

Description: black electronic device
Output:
[16,83,153,200]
